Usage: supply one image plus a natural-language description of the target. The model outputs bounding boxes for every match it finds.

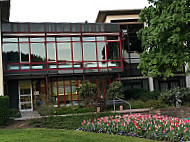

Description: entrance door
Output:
[19,81,33,111]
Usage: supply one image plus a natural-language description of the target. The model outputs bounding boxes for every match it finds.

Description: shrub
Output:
[30,112,119,129]
[78,82,97,105]
[107,81,124,99]
[9,108,21,118]
[124,88,160,102]
[0,96,10,126]
[160,87,190,106]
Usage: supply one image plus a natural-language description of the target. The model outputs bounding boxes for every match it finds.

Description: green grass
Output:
[0,128,157,142]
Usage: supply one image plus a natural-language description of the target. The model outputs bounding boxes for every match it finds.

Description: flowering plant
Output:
[77,114,190,142]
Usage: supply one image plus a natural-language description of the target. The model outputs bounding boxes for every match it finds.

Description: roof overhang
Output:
[1,0,11,22]
[96,9,142,23]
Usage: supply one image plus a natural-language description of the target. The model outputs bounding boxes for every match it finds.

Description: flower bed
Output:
[77,114,190,141]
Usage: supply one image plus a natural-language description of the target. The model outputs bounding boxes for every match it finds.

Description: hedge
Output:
[0,96,10,126]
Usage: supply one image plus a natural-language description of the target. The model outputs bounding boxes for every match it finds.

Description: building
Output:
[0,2,189,112]
[96,9,187,91]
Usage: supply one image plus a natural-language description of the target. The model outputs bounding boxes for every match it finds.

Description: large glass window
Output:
[97,43,106,61]
[31,43,46,62]
[20,43,29,62]
[57,43,72,62]
[47,43,56,62]
[83,42,96,61]
[73,43,82,61]
[2,43,19,63]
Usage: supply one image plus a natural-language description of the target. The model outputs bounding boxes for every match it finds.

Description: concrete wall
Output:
[0,6,4,96]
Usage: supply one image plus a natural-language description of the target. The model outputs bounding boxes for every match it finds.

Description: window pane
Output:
[20,43,29,62]
[57,37,70,41]
[72,37,80,41]
[2,43,19,63]
[65,80,72,106]
[97,43,106,61]
[47,43,56,61]
[107,42,120,60]
[3,38,18,42]
[31,43,46,62]
[46,37,55,41]
[82,37,95,41]
[83,42,96,61]
[73,43,82,61]
[19,38,28,42]
[57,43,72,61]
[30,38,45,42]
[106,36,118,40]
[96,36,105,41]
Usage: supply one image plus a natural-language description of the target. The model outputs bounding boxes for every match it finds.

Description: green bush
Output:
[78,82,97,105]
[123,99,168,109]
[124,88,160,102]
[9,108,21,118]
[160,87,190,106]
[54,106,96,115]
[38,106,96,116]
[30,112,118,129]
[107,81,124,99]
[0,96,10,126]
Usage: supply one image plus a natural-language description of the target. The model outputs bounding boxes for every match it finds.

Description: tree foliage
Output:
[137,0,190,79]
[107,81,124,99]
[78,82,97,105]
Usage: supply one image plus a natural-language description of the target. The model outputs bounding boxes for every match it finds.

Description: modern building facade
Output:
[1,1,189,112]
[96,9,187,91]
[2,22,124,111]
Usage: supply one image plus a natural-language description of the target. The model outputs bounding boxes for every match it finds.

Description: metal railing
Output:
[113,97,132,114]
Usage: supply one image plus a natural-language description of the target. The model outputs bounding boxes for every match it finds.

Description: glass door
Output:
[19,81,33,111]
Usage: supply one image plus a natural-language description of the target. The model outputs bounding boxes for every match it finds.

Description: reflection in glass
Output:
[107,42,120,60]
[83,42,96,61]
[73,43,82,61]
[65,80,71,106]
[30,37,45,42]
[57,43,71,61]
[20,81,31,95]
[96,36,105,41]
[46,37,55,41]
[2,43,19,63]
[19,38,28,42]
[106,36,118,40]
[57,37,70,41]
[20,43,29,62]
[97,43,106,61]
[31,43,46,62]
[58,79,65,106]
[72,37,80,41]
[3,38,18,42]
[82,37,95,41]
[47,43,56,61]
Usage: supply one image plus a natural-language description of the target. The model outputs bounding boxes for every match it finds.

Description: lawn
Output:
[0,128,157,142]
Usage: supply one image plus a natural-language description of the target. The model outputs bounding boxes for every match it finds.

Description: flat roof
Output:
[96,9,142,23]
[1,0,11,22]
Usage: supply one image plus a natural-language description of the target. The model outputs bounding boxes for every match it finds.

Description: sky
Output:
[9,0,149,23]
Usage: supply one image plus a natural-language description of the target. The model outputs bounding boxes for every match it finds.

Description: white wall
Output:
[0,6,4,96]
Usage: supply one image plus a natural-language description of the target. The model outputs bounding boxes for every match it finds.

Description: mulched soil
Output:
[2,120,33,129]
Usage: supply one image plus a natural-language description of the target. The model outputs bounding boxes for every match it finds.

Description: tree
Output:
[137,0,190,79]
[107,81,124,99]
[78,82,97,105]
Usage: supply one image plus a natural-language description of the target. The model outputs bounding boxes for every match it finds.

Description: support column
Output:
[148,77,154,91]
[185,64,190,88]
[0,8,4,96]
